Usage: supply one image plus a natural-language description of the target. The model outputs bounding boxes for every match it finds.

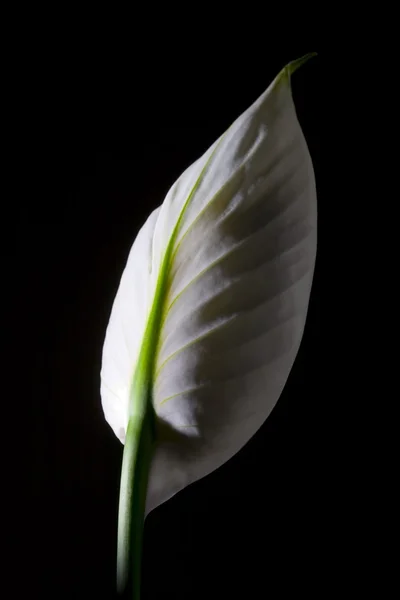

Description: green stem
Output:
[117,407,154,598]
[114,112,222,597]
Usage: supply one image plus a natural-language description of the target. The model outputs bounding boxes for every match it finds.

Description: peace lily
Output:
[100,53,318,597]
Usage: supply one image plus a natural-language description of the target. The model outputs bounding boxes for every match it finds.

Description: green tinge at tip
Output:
[287,52,318,76]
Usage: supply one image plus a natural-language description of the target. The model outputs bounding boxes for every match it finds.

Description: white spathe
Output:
[101,65,317,515]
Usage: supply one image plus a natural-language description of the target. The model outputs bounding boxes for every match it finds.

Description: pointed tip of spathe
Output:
[287,52,318,76]
[269,52,317,96]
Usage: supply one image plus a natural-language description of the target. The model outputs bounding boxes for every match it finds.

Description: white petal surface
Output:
[100,63,317,515]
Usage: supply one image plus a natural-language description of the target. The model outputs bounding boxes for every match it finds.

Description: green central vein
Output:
[116,135,225,599]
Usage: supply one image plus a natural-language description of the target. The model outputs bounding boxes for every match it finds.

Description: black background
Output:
[19,44,323,599]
